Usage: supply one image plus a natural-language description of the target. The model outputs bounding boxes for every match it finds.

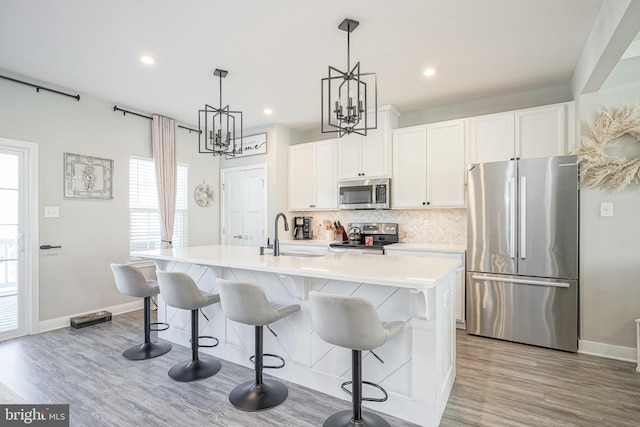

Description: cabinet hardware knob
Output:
[422,202,426,205]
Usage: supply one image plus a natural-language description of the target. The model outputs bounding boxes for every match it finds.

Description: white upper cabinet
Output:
[392,126,427,208]
[392,120,466,208]
[469,102,573,164]
[426,121,466,207]
[289,139,338,211]
[517,104,568,159]
[313,140,339,209]
[469,113,515,163]
[338,107,399,180]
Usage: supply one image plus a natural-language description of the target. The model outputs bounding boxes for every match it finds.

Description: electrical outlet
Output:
[44,206,59,218]
[600,202,613,217]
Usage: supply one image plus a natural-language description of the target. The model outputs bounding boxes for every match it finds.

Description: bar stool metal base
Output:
[123,341,172,360]
[168,357,221,382]
[229,379,288,411]
[323,409,391,427]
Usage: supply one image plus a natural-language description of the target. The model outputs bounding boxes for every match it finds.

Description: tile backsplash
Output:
[297,209,467,245]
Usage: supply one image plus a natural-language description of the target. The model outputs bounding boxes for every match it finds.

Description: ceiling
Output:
[0,0,607,133]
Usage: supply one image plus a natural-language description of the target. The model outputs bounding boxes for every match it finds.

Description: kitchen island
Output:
[133,245,460,427]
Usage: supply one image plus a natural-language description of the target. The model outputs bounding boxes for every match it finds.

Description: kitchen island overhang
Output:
[132,245,459,427]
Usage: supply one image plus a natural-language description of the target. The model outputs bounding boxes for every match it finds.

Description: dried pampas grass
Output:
[573,104,640,192]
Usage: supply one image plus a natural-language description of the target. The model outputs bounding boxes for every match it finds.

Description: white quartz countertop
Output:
[133,244,460,289]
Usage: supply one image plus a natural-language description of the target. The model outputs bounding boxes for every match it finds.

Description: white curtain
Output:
[152,115,177,249]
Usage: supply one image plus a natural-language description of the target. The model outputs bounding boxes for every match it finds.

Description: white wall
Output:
[579,77,640,350]
[0,70,217,322]
[219,123,296,240]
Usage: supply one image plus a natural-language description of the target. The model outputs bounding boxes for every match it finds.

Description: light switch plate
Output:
[600,202,613,217]
[44,206,59,218]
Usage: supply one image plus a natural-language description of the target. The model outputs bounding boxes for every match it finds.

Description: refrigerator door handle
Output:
[509,177,516,258]
[520,176,526,259]
[471,274,571,288]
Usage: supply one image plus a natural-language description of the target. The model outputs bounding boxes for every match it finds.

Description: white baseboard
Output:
[37,300,144,333]
[578,339,637,363]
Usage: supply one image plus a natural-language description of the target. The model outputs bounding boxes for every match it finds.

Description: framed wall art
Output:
[227,133,267,158]
[64,153,114,199]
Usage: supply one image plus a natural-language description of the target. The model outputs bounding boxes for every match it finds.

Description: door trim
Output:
[0,137,39,337]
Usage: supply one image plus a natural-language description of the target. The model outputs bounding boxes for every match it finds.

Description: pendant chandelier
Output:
[321,18,377,138]
[198,69,243,157]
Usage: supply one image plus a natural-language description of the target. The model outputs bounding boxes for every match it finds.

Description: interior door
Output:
[467,160,517,275]
[0,144,34,341]
[221,165,267,247]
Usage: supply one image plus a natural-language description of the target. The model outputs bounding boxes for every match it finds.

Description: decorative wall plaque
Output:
[64,153,114,199]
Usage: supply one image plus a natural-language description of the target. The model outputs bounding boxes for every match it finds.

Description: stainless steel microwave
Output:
[338,178,390,209]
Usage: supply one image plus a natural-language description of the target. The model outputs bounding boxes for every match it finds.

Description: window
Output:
[129,156,188,253]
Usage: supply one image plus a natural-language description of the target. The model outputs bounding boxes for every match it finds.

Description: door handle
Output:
[520,176,526,259]
[509,177,516,258]
[471,275,570,288]
[232,235,243,239]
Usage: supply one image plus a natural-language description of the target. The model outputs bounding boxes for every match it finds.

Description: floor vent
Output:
[70,311,112,329]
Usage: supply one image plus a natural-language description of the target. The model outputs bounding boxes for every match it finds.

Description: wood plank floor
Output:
[0,310,639,426]
[442,331,640,427]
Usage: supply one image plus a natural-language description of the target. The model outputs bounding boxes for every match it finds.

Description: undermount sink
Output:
[280,252,325,258]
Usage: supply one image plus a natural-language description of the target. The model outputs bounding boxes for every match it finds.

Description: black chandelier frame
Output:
[198,69,244,157]
[321,18,378,138]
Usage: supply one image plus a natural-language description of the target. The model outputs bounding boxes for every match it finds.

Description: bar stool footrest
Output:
[190,335,219,348]
[249,353,285,369]
[340,380,388,402]
[150,321,169,332]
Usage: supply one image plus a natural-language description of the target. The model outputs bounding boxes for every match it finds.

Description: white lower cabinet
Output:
[385,247,466,328]
[278,242,330,254]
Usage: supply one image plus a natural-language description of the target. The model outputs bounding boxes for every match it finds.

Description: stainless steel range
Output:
[329,223,398,255]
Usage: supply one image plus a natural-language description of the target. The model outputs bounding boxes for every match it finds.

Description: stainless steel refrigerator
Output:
[466,155,579,352]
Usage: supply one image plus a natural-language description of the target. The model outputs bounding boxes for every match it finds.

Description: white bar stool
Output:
[216,278,301,411]
[309,291,404,427]
[157,271,222,382]
[110,263,171,360]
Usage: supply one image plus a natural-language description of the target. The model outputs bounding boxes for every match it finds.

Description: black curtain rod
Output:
[0,74,80,101]
[113,105,201,134]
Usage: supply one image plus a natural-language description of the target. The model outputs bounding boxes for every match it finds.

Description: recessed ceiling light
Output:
[423,67,437,77]
[264,108,273,115]
[139,55,155,65]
